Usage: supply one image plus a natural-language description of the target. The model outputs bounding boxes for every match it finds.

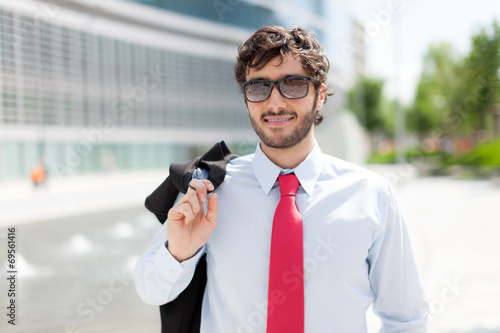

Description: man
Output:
[134,26,428,332]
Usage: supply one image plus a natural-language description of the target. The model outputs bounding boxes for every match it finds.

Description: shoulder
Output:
[217,153,263,196]
[320,155,401,229]
[320,153,392,196]
[224,153,255,181]
[226,153,253,171]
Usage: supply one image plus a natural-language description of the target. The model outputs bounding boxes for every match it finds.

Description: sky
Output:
[345,0,500,104]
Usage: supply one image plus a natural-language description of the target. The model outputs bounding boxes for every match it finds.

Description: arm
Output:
[368,183,429,332]
[134,179,217,305]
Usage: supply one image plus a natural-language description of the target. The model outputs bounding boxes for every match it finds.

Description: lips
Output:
[265,116,294,123]
[262,112,296,127]
[263,116,294,127]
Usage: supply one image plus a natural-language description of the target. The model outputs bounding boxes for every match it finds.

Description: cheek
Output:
[294,95,316,111]
[246,103,261,118]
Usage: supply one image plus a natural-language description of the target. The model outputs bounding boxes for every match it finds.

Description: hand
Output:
[166,179,218,262]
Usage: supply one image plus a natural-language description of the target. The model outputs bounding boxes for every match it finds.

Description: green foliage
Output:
[379,98,405,138]
[453,21,500,132]
[348,76,385,133]
[367,151,396,164]
[408,42,460,136]
[367,146,443,165]
[445,139,500,166]
[410,20,500,137]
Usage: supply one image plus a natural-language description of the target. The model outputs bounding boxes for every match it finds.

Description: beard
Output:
[249,97,318,149]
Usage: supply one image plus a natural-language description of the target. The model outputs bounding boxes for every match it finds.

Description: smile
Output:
[266,117,293,122]
[264,116,295,126]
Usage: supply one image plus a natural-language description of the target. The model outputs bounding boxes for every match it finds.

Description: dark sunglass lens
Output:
[280,78,309,98]
[245,81,271,102]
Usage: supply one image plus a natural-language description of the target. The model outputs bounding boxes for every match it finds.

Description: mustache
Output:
[260,110,298,120]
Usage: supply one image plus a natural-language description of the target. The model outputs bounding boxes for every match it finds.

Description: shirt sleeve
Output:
[133,220,206,305]
[367,181,429,332]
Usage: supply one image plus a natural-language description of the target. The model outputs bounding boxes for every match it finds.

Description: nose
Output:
[266,85,287,111]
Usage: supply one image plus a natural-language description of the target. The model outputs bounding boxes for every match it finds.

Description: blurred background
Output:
[0,0,499,332]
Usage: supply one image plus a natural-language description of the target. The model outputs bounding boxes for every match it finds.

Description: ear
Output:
[315,83,327,111]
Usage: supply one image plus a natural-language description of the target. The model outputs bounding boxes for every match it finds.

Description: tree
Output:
[348,76,385,133]
[408,42,460,138]
[451,20,500,135]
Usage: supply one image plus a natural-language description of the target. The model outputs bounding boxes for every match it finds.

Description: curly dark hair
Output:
[234,26,334,125]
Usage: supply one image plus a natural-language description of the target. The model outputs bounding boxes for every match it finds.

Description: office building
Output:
[0,0,354,181]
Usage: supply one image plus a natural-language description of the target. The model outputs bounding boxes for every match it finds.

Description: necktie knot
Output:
[278,173,299,197]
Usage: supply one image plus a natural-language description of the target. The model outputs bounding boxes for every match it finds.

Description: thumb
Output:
[205,193,218,226]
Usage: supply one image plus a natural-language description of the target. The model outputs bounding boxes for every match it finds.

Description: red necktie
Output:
[267,173,304,332]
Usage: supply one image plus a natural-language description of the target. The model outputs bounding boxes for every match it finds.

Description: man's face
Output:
[245,54,325,150]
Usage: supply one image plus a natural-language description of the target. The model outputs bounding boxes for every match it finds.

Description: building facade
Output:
[0,0,354,181]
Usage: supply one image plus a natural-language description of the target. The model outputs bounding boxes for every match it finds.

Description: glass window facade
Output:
[0,4,252,180]
[127,0,327,42]
[0,9,245,129]
[128,0,277,30]
[0,0,344,181]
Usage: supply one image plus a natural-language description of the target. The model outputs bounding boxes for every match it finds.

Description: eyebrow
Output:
[246,74,305,82]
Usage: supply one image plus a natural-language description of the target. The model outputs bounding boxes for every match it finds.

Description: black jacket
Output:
[144,141,237,333]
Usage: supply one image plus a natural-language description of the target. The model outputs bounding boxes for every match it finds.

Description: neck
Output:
[260,134,315,169]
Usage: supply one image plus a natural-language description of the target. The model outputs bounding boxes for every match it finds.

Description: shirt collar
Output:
[252,141,323,197]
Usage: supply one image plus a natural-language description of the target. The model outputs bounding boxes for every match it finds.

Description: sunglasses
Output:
[240,75,319,103]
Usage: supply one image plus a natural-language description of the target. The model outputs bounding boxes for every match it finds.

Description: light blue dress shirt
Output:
[134,143,428,332]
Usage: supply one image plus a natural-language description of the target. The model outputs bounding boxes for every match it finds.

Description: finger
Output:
[190,178,214,191]
[180,203,196,222]
[186,188,202,216]
[200,179,215,192]
[205,193,218,226]
[169,202,195,223]
[189,179,214,202]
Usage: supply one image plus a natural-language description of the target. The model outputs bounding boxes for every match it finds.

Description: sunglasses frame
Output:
[240,75,320,103]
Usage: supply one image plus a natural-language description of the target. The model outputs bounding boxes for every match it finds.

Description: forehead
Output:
[246,54,307,81]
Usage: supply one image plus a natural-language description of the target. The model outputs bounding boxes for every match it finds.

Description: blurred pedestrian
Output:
[31,163,46,187]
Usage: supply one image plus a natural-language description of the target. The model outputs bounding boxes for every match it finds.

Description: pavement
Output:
[1,166,500,332]
[392,176,500,333]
